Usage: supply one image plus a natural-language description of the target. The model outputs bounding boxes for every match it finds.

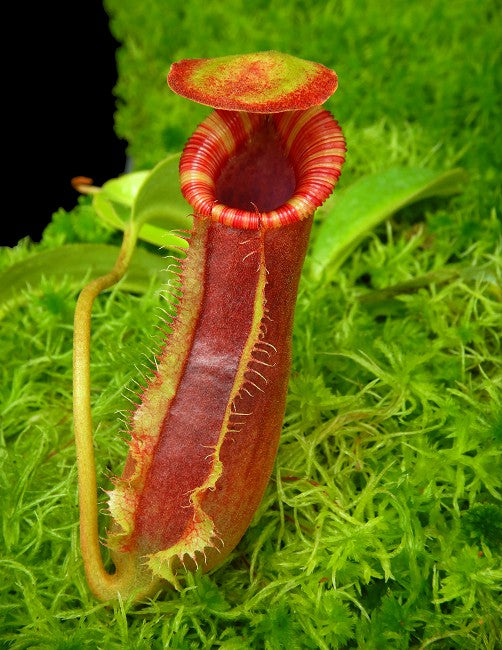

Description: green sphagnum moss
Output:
[1,0,501,647]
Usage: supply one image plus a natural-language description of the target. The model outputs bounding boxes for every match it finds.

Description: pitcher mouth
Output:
[180,107,346,229]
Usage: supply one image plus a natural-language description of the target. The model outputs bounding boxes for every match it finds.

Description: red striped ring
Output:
[180,106,346,230]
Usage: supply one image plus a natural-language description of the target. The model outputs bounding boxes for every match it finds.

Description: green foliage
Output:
[41,196,115,247]
[1,0,501,648]
[462,504,502,549]
[311,167,468,279]
[93,155,192,248]
[0,243,169,319]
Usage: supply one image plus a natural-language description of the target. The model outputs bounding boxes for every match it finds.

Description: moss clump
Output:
[462,504,502,549]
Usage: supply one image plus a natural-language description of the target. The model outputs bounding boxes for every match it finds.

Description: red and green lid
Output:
[168,51,337,113]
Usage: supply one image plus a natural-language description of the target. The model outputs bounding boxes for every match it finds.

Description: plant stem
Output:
[72,222,141,600]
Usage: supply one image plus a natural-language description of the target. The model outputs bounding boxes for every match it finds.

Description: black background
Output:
[5,2,126,246]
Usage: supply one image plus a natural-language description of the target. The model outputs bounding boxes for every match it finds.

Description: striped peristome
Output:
[180,107,346,229]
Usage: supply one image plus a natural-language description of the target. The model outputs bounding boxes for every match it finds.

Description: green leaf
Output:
[310,167,468,280]
[93,193,184,249]
[0,244,170,318]
[92,155,192,249]
[101,171,150,206]
[92,192,126,231]
[132,153,192,229]
[137,222,189,249]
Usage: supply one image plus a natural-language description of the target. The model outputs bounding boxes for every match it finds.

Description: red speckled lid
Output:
[168,51,338,113]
